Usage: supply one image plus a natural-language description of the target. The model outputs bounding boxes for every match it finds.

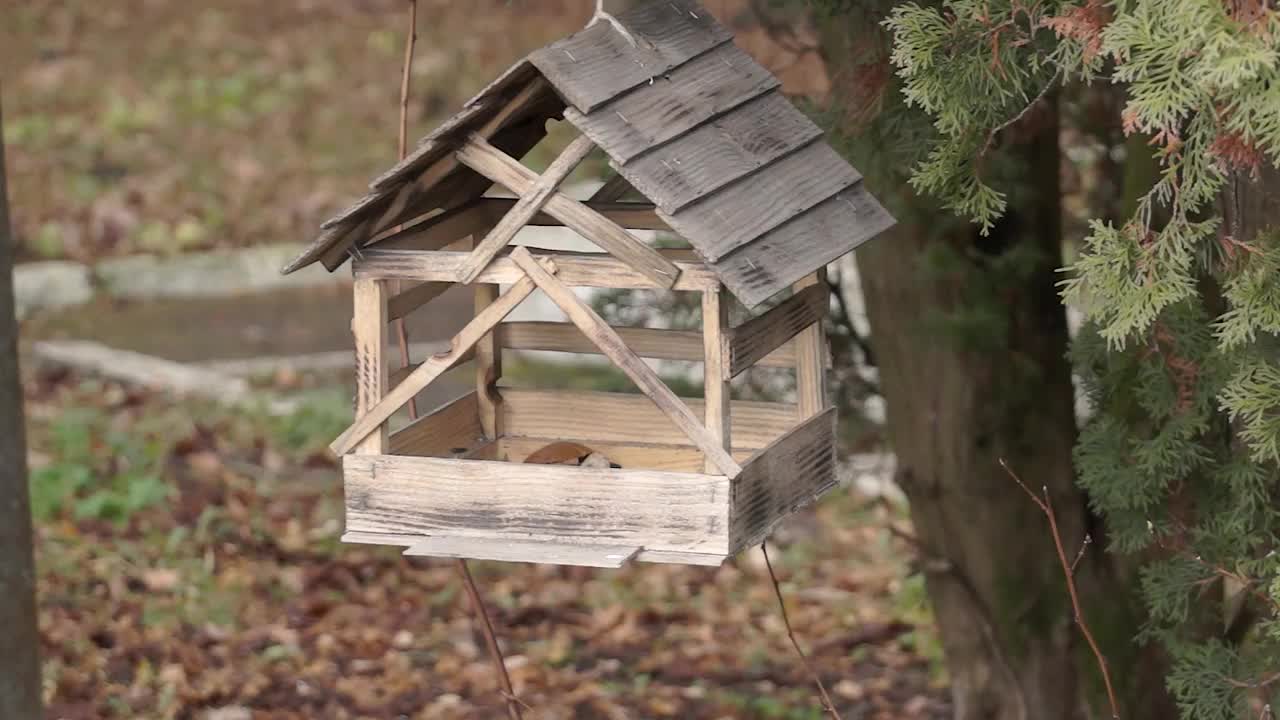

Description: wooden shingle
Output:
[283,0,893,307]
[711,185,895,307]
[614,91,824,212]
[564,43,779,165]
[528,0,731,113]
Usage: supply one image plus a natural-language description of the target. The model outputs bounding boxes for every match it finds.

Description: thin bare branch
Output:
[1071,534,1092,576]
[394,0,419,418]
[761,543,844,720]
[458,558,524,720]
[978,69,1059,161]
[1000,458,1121,720]
[389,5,519,717]
[1223,669,1280,690]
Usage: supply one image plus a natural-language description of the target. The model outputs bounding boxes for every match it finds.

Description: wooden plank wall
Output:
[729,408,838,553]
[344,454,732,556]
[500,388,795,450]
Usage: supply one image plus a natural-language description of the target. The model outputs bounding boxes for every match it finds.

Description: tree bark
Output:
[854,100,1092,720]
[0,94,43,720]
[806,13,1180,717]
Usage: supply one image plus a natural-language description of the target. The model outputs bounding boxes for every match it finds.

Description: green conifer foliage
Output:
[879,0,1280,715]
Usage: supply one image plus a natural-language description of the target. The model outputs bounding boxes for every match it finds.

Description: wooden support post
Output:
[474,242,503,440]
[793,271,828,419]
[352,279,390,454]
[509,247,742,477]
[331,261,552,457]
[702,287,731,473]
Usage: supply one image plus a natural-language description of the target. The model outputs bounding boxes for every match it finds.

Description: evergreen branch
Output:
[978,68,1059,162]
[1000,458,1122,719]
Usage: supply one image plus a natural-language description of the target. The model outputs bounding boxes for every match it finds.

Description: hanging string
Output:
[390,3,523,718]
[589,0,641,46]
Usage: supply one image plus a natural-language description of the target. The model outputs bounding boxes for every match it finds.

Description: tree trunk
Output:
[0,95,43,720]
[853,99,1092,719]
[801,0,1184,711]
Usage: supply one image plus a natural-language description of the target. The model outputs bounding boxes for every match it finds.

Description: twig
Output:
[394,0,419,418]
[978,69,1059,161]
[1223,669,1280,690]
[1000,458,1121,719]
[458,558,524,720]
[761,543,843,720]
[390,4,519,718]
[1071,534,1092,575]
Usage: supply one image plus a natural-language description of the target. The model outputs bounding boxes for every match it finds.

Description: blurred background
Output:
[3,2,943,719]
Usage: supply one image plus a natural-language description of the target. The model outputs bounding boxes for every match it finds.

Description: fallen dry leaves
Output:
[28,371,948,719]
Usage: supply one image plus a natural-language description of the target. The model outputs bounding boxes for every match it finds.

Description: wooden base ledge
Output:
[341,531,727,566]
[405,537,640,568]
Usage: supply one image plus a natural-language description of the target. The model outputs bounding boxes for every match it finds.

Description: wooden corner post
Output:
[352,278,390,454]
[793,271,828,419]
[702,286,731,473]
[474,267,503,440]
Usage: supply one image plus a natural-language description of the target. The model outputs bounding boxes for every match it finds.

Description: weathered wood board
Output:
[500,387,795,450]
[712,183,896,307]
[455,135,680,287]
[388,391,483,457]
[460,133,596,284]
[344,453,732,556]
[660,141,861,263]
[354,248,717,291]
[404,536,640,568]
[565,43,780,165]
[616,92,823,212]
[511,247,740,476]
[728,283,827,377]
[528,0,731,113]
[500,320,797,368]
[729,408,838,553]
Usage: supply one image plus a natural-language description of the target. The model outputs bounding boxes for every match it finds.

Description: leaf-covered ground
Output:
[1,0,588,262]
[27,367,949,719]
[1,0,826,264]
[12,1,940,716]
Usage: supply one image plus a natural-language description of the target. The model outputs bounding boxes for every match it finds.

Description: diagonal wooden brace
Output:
[458,133,597,284]
[509,247,742,477]
[330,258,556,457]
[456,135,680,289]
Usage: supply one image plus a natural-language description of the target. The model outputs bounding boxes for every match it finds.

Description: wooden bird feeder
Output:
[281,0,895,568]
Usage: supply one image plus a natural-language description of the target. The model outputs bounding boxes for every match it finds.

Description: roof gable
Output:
[283,0,893,306]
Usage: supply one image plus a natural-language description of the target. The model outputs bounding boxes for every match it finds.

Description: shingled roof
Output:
[282,0,894,306]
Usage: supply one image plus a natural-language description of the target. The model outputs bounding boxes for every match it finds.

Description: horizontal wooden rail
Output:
[728,284,827,378]
[499,321,795,368]
[389,391,483,456]
[500,387,796,451]
[354,247,717,291]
